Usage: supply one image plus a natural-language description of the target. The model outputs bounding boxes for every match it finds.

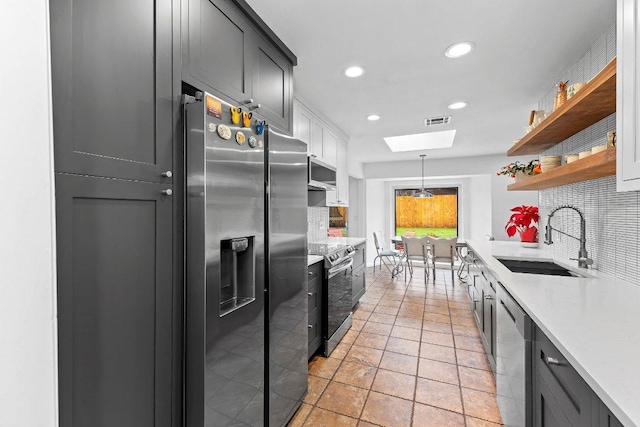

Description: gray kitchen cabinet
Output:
[466,258,496,371]
[471,272,482,327]
[352,243,366,307]
[481,276,496,368]
[531,327,624,427]
[55,173,174,427]
[184,0,254,104]
[532,347,624,427]
[253,35,293,134]
[50,1,181,425]
[308,261,323,358]
[534,370,573,427]
[599,403,624,427]
[183,0,295,133]
[326,139,349,207]
[617,0,640,191]
[50,0,174,183]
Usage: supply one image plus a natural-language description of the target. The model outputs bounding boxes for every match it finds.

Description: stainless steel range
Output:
[308,242,356,356]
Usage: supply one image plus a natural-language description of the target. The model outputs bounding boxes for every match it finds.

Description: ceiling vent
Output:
[424,116,452,126]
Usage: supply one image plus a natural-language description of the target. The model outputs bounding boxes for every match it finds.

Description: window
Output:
[394,188,458,238]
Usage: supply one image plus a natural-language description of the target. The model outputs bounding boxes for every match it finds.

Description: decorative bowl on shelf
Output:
[540,155,562,172]
[566,154,579,163]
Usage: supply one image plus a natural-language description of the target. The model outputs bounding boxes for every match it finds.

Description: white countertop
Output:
[308,255,323,266]
[466,240,640,427]
[308,236,367,246]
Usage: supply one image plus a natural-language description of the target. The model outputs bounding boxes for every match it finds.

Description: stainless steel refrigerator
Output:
[184,92,308,427]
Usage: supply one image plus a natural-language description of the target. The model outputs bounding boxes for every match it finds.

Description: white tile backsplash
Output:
[537,24,640,286]
[307,207,329,242]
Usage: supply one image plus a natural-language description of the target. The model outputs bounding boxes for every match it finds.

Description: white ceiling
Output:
[245,0,616,164]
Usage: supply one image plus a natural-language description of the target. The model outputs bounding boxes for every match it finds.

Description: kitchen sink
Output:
[495,258,589,278]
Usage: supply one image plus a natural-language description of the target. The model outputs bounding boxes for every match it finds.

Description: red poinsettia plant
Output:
[505,205,539,242]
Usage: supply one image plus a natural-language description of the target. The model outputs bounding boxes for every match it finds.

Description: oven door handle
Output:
[328,259,354,279]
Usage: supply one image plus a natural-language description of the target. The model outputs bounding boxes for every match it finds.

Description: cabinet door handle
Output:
[161,171,173,178]
[308,292,314,296]
[308,271,314,276]
[355,274,361,277]
[484,295,493,300]
[161,189,173,196]
[545,356,562,366]
[308,324,313,329]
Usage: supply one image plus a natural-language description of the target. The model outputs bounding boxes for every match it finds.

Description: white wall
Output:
[365,180,386,267]
[347,155,364,179]
[363,154,538,266]
[0,1,58,426]
[468,174,493,240]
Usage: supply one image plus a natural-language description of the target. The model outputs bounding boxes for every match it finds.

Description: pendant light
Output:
[414,154,433,198]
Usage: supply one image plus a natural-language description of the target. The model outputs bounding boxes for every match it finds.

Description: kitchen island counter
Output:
[466,240,640,427]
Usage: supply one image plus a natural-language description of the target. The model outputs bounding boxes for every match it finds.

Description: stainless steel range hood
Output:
[308,157,337,191]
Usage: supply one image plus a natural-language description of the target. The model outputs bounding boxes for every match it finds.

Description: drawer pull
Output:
[308,271,313,276]
[545,356,562,366]
[308,292,314,296]
[308,324,313,329]
[484,295,493,300]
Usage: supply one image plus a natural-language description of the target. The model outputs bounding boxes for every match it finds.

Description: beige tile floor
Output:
[288,265,504,427]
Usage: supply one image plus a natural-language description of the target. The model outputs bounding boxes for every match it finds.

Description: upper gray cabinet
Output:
[253,36,293,133]
[50,0,174,183]
[183,0,294,134]
[617,0,640,191]
[185,0,254,103]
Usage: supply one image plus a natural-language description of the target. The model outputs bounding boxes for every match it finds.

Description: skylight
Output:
[383,130,457,152]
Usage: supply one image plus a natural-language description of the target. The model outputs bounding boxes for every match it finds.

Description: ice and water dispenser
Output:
[219,237,256,317]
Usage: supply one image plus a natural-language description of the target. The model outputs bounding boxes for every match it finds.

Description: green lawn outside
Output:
[395,227,458,239]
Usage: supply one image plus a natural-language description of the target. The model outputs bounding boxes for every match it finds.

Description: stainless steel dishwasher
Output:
[496,282,532,427]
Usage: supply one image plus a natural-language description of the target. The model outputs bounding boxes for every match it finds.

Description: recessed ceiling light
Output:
[448,101,468,110]
[344,66,365,78]
[384,130,457,152]
[444,41,475,58]
[367,114,380,121]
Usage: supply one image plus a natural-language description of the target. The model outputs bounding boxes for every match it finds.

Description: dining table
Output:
[390,236,470,282]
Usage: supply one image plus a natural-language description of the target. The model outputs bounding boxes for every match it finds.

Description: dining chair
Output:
[427,236,458,283]
[395,230,416,252]
[373,231,400,274]
[401,235,430,284]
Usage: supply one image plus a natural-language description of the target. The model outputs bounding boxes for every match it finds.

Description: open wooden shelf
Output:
[508,58,616,156]
[507,147,616,191]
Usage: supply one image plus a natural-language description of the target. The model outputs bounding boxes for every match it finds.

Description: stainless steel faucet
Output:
[544,205,593,268]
